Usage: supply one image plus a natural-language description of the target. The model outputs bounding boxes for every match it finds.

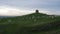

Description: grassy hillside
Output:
[0,13,60,34]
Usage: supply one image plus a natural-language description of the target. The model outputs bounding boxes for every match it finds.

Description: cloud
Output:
[0,0,60,16]
[0,6,34,16]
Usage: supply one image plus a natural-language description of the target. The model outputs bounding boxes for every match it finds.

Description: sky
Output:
[0,0,60,16]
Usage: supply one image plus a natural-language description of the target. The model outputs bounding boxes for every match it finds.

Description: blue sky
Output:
[0,0,60,16]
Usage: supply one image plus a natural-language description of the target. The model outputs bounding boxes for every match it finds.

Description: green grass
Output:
[0,13,60,34]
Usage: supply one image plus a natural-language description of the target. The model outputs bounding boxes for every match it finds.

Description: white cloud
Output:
[0,0,60,16]
[0,5,60,16]
[0,6,34,16]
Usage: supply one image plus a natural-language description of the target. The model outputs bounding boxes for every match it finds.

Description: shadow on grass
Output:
[0,20,60,34]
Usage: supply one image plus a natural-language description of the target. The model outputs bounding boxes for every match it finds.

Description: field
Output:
[0,13,60,34]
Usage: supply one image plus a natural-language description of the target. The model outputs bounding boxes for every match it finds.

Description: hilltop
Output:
[0,10,60,34]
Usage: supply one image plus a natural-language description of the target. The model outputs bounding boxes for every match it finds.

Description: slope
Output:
[0,13,60,34]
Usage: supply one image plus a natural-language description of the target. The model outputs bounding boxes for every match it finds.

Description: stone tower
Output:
[36,10,39,13]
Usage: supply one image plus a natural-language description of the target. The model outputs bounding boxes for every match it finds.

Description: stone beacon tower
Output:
[35,10,39,13]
